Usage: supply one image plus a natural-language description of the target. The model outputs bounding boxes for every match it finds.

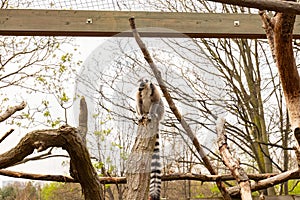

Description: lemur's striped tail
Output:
[149,133,161,200]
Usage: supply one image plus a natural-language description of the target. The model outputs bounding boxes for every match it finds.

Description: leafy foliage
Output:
[41,182,83,200]
[0,185,16,200]
[0,182,38,200]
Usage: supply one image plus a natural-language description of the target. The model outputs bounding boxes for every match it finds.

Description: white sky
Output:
[0,32,224,183]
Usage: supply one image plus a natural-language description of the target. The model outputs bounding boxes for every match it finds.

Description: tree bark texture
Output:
[228,168,300,196]
[2,168,299,185]
[0,101,26,122]
[123,119,159,200]
[261,10,300,146]
[216,118,252,200]
[129,17,231,200]
[0,125,103,200]
[78,96,88,145]
[273,13,300,139]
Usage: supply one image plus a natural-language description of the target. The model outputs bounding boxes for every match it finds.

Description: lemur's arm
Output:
[136,91,143,115]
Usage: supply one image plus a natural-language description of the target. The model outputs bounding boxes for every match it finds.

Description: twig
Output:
[12,148,69,166]
[206,0,300,15]
[0,129,14,143]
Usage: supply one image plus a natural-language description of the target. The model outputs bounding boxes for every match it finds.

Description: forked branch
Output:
[0,125,103,200]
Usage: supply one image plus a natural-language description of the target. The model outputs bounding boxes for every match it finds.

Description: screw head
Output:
[233,20,240,27]
[86,18,93,24]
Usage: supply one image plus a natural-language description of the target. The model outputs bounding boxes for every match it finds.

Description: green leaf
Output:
[44,111,50,117]
[60,92,69,103]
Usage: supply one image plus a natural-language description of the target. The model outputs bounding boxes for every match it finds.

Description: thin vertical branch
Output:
[129,17,231,200]
[78,96,88,145]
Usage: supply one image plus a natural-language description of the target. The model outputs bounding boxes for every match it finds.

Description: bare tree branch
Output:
[206,0,300,14]
[0,169,76,182]
[129,17,231,200]
[259,9,300,150]
[2,168,297,185]
[216,118,252,200]
[0,101,26,122]
[12,148,70,166]
[259,11,276,62]
[0,125,103,200]
[228,168,300,195]
[78,96,88,145]
[0,129,14,143]
[123,118,160,199]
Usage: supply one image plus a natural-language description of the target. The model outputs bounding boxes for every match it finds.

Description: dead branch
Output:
[0,101,26,122]
[0,169,76,182]
[216,118,252,200]
[123,118,160,199]
[13,148,53,166]
[260,10,300,147]
[0,169,125,184]
[206,0,300,15]
[0,125,103,200]
[78,96,88,145]
[228,168,300,195]
[259,11,276,62]
[129,17,231,200]
[0,129,14,143]
[1,168,299,186]
[162,173,281,182]
[12,148,69,166]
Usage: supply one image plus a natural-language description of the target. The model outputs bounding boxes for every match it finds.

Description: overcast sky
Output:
[0,37,105,184]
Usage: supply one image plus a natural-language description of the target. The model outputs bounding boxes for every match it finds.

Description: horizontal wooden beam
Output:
[1,9,300,38]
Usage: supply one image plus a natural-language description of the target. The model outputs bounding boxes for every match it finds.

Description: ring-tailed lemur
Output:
[136,78,164,200]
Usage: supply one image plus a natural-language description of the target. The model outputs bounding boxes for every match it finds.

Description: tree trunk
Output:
[123,119,159,199]
[273,13,299,132]
[0,126,104,200]
[260,6,298,143]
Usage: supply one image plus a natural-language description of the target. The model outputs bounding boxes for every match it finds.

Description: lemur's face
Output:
[138,79,149,91]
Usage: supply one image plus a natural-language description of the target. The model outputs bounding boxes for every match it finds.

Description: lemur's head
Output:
[138,78,150,91]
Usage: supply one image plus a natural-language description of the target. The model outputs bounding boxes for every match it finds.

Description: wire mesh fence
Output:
[4,0,154,10]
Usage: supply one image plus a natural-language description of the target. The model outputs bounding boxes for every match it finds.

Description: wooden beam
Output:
[1,9,300,38]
